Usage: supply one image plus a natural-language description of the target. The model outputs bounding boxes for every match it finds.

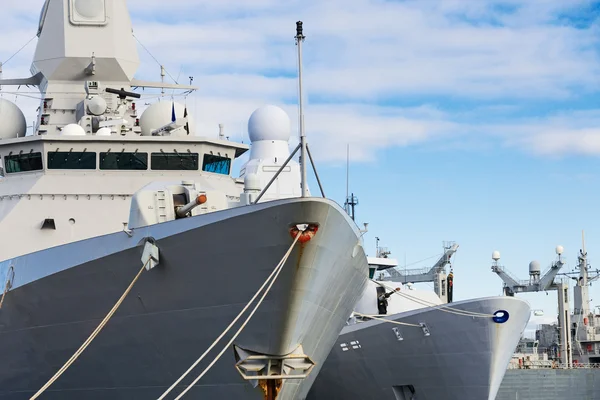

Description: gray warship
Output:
[308,242,531,400]
[492,239,600,399]
[0,1,368,399]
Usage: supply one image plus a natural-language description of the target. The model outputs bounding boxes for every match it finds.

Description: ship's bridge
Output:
[0,134,248,262]
[0,135,248,181]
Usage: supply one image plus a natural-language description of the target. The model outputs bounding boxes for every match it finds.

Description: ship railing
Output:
[508,362,600,370]
[394,266,431,277]
[570,363,600,369]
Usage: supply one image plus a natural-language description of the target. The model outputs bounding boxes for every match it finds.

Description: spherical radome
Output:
[74,0,105,18]
[139,102,195,136]
[492,251,501,261]
[0,98,27,139]
[88,96,107,116]
[529,260,541,273]
[96,127,112,136]
[556,245,564,255]
[61,124,86,136]
[248,105,291,142]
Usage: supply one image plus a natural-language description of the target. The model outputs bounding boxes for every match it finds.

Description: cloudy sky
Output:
[1,0,600,335]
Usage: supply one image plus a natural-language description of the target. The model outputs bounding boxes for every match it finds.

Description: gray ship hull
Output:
[497,368,600,400]
[308,297,530,400]
[0,198,367,399]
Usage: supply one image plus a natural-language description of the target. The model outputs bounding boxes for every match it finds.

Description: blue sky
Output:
[1,0,600,334]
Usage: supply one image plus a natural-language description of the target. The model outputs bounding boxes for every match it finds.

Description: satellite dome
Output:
[248,105,291,143]
[139,101,195,136]
[96,127,112,136]
[492,251,501,261]
[88,96,107,116]
[61,124,86,136]
[0,98,27,139]
[529,260,541,274]
[556,245,564,255]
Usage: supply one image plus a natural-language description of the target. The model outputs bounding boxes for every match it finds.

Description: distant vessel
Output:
[309,242,531,400]
[492,236,600,400]
[0,1,367,399]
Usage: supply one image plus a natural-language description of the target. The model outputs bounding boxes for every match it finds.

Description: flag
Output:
[184,106,190,135]
[171,102,176,122]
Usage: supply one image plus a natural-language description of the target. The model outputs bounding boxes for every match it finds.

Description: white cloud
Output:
[0,0,598,160]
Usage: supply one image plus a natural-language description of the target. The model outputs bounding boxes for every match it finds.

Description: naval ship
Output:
[0,1,368,399]
[491,239,600,399]
[309,242,532,400]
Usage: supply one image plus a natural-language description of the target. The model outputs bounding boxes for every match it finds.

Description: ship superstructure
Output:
[309,242,531,400]
[0,2,368,399]
[0,0,243,261]
[492,237,600,400]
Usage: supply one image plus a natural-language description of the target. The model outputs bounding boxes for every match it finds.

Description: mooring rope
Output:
[372,279,494,318]
[160,233,302,400]
[30,259,151,400]
[0,266,14,309]
[352,311,422,327]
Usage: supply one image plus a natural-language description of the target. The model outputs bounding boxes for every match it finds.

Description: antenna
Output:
[218,124,225,140]
[295,21,308,198]
[346,144,349,203]
[160,65,165,96]
[343,143,359,220]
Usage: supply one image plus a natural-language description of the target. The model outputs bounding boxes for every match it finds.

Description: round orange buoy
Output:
[290,225,319,243]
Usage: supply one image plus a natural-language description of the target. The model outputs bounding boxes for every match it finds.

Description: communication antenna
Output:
[295,21,308,197]
[343,143,359,220]
[346,144,349,203]
[160,65,165,96]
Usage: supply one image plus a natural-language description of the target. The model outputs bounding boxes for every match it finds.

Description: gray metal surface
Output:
[308,297,530,400]
[497,369,600,400]
[0,197,367,399]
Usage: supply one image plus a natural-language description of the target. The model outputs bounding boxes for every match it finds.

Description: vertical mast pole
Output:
[295,21,308,197]
[346,144,350,202]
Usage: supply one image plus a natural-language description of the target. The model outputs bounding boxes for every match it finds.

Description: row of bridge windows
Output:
[1,152,231,175]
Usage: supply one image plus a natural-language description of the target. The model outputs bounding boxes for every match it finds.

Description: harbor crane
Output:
[491,245,572,366]
[380,242,458,303]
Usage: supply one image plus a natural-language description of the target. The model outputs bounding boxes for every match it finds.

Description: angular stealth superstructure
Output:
[0,1,368,398]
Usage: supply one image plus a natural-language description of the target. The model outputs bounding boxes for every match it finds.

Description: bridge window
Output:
[5,152,43,173]
[203,154,231,175]
[151,152,198,170]
[48,152,96,170]
[100,152,148,170]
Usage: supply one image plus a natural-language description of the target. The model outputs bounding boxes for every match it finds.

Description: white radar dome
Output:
[0,98,27,139]
[529,260,541,274]
[96,127,112,136]
[61,124,86,136]
[248,105,291,143]
[139,101,195,136]
[492,251,501,261]
[88,96,107,116]
[556,245,564,255]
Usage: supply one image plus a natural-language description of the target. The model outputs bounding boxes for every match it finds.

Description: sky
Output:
[1,0,600,336]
